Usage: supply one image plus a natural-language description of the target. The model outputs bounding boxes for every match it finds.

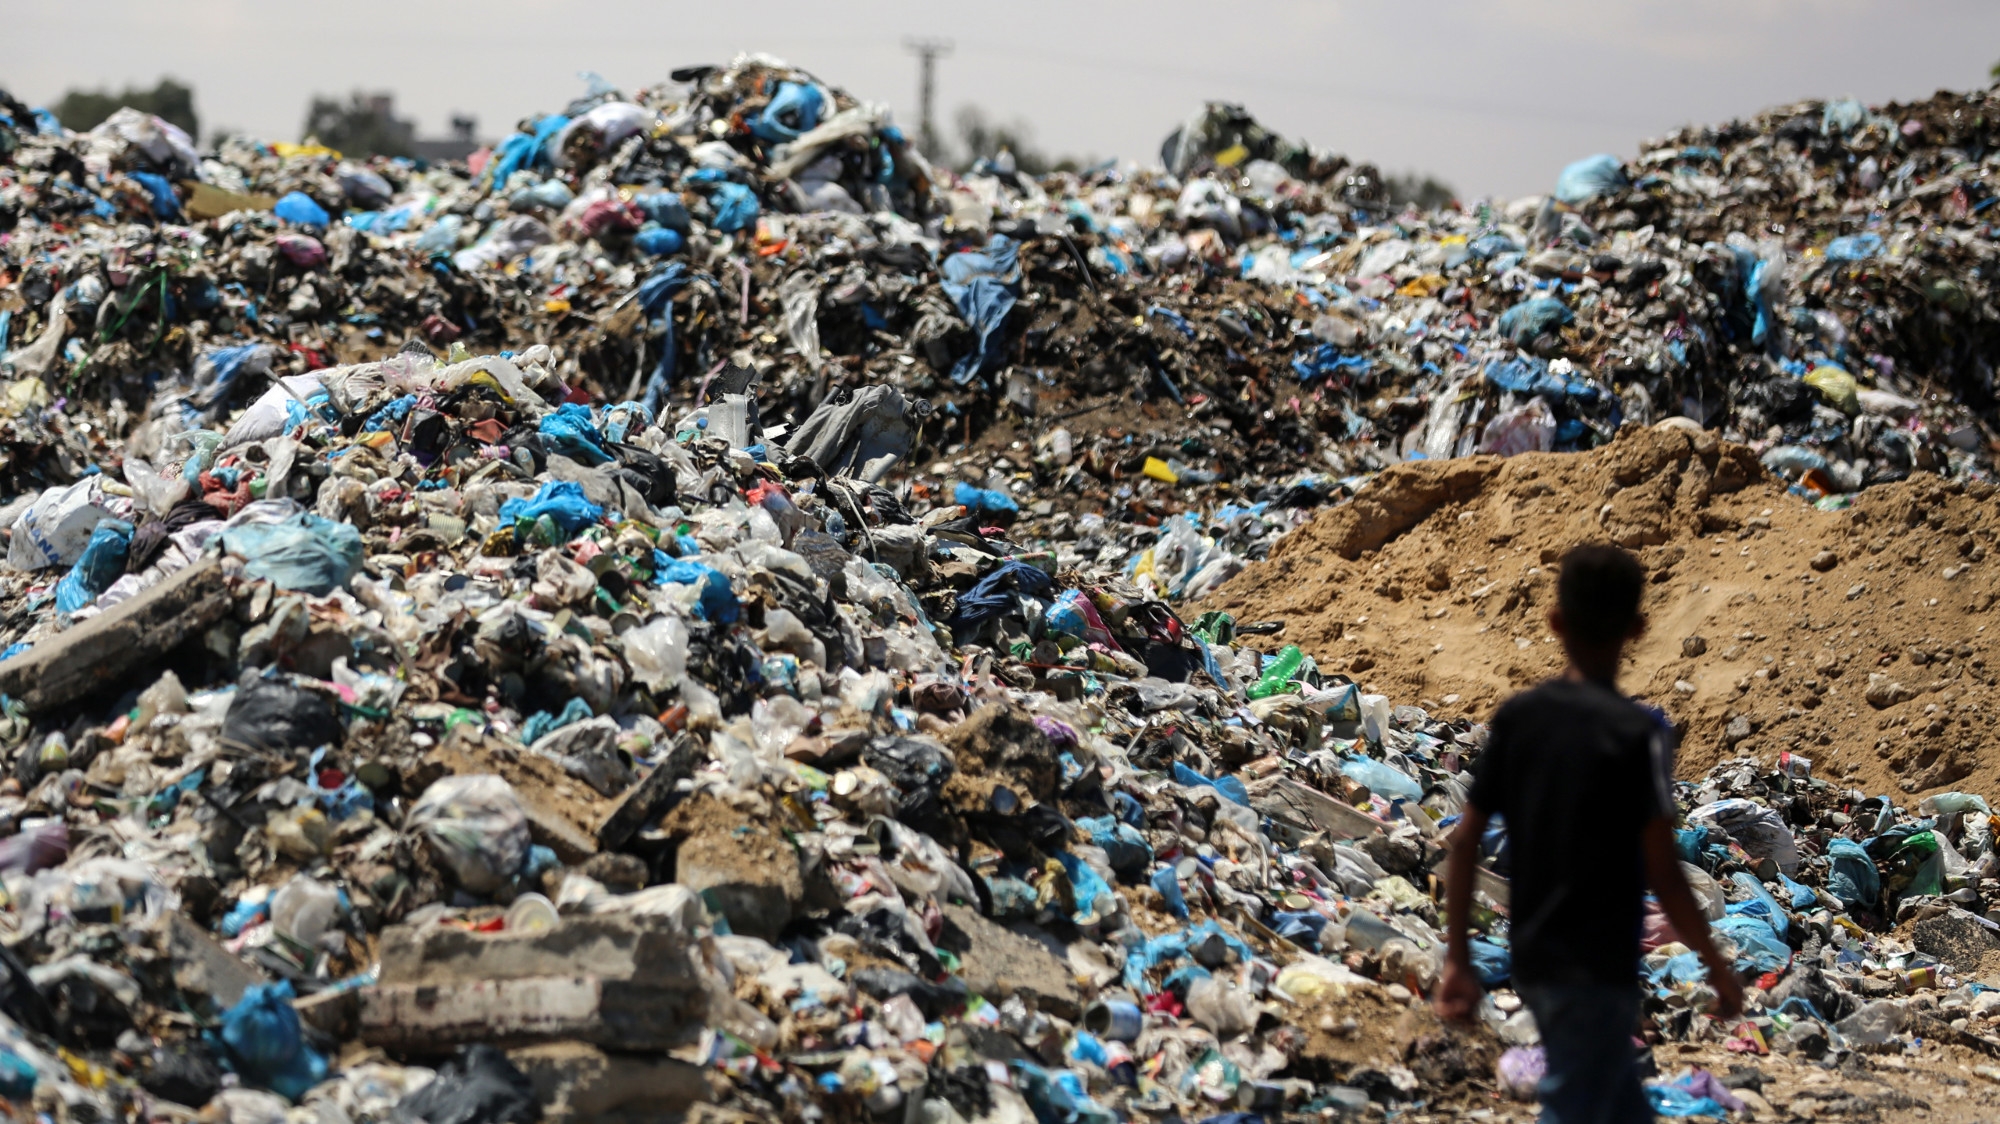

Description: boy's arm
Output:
[1640,816,1744,1018]
[1434,805,1490,1023]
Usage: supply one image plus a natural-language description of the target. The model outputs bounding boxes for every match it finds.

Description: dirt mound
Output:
[1202,425,2000,797]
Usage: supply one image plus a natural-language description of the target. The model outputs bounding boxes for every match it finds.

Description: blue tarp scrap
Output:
[950,560,1053,629]
[1825,233,1883,261]
[634,261,695,415]
[1123,920,1255,990]
[1554,154,1628,204]
[1170,761,1250,806]
[941,235,1023,385]
[1292,343,1372,383]
[1483,354,1601,405]
[498,480,604,539]
[1495,297,1573,344]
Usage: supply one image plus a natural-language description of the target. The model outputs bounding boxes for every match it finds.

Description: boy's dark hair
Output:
[1557,544,1645,644]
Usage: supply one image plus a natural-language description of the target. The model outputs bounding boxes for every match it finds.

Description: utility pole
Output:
[902,37,953,159]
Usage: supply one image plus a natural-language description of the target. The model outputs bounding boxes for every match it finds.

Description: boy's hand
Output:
[1707,958,1745,1020]
[1433,956,1483,1024]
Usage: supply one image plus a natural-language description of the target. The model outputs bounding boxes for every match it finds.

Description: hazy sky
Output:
[8,1,2000,197]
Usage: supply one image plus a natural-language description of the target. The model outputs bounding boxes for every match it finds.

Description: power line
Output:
[902,37,953,158]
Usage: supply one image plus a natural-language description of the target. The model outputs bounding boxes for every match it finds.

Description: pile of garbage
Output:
[1,66,1996,527]
[0,52,1995,1122]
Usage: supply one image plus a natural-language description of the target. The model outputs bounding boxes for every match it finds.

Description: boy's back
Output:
[1440,544,1740,1124]
[1469,678,1667,985]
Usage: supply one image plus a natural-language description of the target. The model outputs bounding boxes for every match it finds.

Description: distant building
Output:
[413,114,485,164]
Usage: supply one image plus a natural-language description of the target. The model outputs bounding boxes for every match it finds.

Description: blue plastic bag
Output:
[1056,851,1113,923]
[749,81,825,142]
[486,114,569,187]
[634,227,685,256]
[1496,297,1573,345]
[1339,755,1423,803]
[953,481,1019,514]
[1078,815,1153,878]
[273,191,330,229]
[1712,914,1790,975]
[634,260,696,415]
[539,402,613,465]
[1468,936,1511,986]
[128,171,182,219]
[658,559,740,624]
[1725,870,1789,936]
[1645,1083,1728,1119]
[941,235,1022,385]
[1821,98,1867,136]
[522,696,594,744]
[498,480,605,539]
[0,1046,34,1101]
[1825,233,1882,261]
[1553,154,1627,204]
[707,182,759,233]
[221,514,364,595]
[1150,865,1189,919]
[54,518,132,614]
[634,191,691,231]
[1171,762,1249,806]
[220,980,328,1101]
[1827,838,1879,908]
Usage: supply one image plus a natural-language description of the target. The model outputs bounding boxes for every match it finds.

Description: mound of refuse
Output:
[1202,423,2000,796]
[0,51,1998,1123]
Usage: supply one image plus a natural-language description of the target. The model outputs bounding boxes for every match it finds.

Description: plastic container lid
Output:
[506,893,559,933]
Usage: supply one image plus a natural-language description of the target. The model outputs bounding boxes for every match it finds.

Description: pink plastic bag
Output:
[1497,1045,1545,1100]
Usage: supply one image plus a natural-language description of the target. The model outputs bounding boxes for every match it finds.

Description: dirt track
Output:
[1201,425,2000,797]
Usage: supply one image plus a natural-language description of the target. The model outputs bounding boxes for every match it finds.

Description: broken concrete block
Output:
[292,987,358,1040]
[360,914,707,1052]
[168,913,266,1009]
[596,735,697,851]
[508,1041,710,1123]
[0,559,229,714]
[943,903,1082,1020]
[672,812,802,942]
[521,799,598,865]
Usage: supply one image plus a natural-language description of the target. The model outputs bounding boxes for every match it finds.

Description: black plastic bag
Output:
[221,678,341,754]
[394,1044,540,1124]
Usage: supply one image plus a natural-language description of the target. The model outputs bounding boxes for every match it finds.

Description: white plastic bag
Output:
[7,477,125,570]
[622,613,689,692]
[407,775,531,894]
[1477,396,1557,457]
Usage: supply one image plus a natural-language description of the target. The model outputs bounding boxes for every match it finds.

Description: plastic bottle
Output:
[1051,428,1073,465]
[1247,645,1304,699]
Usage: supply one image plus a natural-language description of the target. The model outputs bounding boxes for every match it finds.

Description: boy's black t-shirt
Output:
[1468,677,1670,987]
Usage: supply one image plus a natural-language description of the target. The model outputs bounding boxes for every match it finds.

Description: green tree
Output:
[1385,171,1457,212]
[55,78,199,140]
[952,106,1085,175]
[301,93,414,158]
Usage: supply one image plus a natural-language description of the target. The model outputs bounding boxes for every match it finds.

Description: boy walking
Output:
[1436,544,1743,1123]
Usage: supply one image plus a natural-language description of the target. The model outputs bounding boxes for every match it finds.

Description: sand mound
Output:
[1202,425,2000,796]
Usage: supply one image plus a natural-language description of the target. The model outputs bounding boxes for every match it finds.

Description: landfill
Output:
[0,50,1991,1121]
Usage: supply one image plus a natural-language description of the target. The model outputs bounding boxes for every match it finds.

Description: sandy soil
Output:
[1201,425,2000,797]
